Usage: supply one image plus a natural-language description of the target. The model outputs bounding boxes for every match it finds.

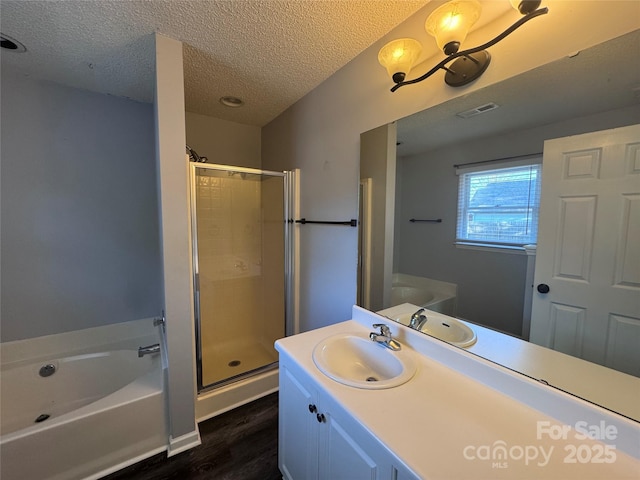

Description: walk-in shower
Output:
[190,163,293,392]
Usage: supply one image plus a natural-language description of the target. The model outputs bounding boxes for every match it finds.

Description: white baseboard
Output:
[167,429,202,457]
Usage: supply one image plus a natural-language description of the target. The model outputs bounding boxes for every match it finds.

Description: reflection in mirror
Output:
[359,30,640,421]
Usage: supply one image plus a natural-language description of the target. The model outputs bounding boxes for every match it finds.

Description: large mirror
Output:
[359,30,640,420]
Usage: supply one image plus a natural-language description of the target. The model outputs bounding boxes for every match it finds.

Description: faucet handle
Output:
[372,323,391,336]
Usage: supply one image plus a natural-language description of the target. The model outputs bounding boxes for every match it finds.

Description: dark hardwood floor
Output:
[103,392,281,480]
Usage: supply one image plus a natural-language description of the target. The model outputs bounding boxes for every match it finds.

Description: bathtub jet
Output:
[34,414,50,423]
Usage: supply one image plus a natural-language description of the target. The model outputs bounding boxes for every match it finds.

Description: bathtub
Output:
[0,319,167,480]
[391,273,457,316]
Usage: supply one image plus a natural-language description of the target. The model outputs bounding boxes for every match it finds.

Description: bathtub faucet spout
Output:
[409,308,428,331]
[138,343,160,358]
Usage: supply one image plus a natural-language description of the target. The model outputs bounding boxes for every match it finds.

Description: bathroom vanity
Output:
[276,306,640,479]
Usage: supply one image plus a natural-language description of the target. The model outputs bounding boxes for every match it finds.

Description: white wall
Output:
[262,2,640,332]
[153,34,200,454]
[396,104,640,336]
[0,70,161,342]
[185,112,261,168]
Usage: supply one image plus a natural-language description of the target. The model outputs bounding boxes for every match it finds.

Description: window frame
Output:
[455,156,542,252]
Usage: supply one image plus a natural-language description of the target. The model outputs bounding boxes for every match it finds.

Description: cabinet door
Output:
[319,412,380,480]
[279,365,318,480]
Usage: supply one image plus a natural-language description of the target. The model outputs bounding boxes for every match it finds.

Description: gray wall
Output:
[395,105,640,336]
[1,70,162,342]
[153,33,199,451]
[185,111,261,169]
[360,123,396,311]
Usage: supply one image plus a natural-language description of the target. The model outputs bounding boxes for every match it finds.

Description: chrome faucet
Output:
[369,323,401,351]
[138,343,160,358]
[409,308,428,331]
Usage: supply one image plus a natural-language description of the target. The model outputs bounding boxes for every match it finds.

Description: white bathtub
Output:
[0,320,167,480]
[391,273,457,316]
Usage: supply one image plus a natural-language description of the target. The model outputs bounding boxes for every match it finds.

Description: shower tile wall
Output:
[196,175,261,266]
[195,172,282,386]
[197,174,260,351]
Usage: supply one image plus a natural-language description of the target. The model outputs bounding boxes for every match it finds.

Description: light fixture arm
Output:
[390,7,548,92]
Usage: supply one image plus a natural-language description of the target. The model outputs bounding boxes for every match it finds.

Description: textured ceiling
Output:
[0,0,429,126]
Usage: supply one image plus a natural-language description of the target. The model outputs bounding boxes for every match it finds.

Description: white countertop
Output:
[275,306,640,479]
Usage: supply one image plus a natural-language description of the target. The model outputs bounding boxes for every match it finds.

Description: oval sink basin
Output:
[396,313,477,348]
[312,334,416,389]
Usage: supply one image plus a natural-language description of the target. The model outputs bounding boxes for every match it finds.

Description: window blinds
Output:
[456,160,542,247]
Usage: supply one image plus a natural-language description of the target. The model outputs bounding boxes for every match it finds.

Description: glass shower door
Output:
[191,164,287,390]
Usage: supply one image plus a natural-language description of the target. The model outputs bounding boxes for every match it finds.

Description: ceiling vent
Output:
[456,102,499,119]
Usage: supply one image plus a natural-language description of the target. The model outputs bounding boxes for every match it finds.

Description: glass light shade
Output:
[378,38,423,83]
[425,0,482,54]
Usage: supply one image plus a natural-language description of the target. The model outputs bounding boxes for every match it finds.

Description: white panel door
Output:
[530,124,640,377]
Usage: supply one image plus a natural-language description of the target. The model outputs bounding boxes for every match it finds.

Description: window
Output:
[456,159,541,249]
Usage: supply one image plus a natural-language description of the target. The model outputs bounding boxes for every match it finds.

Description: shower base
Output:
[202,337,278,387]
[196,337,279,423]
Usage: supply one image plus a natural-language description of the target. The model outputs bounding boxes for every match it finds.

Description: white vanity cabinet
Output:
[278,361,418,480]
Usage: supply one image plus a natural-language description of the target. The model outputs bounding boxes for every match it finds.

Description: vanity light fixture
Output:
[378,0,548,90]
